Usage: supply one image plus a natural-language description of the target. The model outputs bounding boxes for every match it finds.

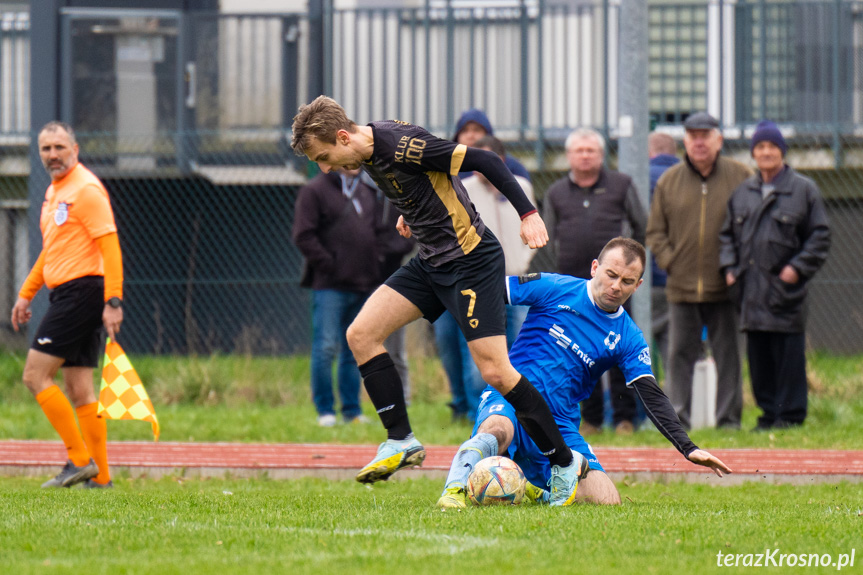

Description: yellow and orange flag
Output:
[98,339,160,441]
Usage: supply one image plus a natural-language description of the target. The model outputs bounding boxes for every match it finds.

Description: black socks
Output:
[504,376,574,468]
[358,353,412,440]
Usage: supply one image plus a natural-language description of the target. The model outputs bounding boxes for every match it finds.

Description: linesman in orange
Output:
[11,121,123,488]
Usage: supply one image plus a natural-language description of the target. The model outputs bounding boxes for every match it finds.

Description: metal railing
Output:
[1,1,862,356]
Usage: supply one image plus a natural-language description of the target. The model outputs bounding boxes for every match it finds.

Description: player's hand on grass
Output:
[10,297,32,332]
[687,448,733,477]
[396,215,412,239]
[520,212,549,249]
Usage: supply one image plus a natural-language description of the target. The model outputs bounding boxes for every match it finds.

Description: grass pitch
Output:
[0,477,859,574]
[1,351,862,449]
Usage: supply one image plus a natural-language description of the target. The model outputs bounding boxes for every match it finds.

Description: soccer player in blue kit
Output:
[438,238,732,508]
[291,96,588,506]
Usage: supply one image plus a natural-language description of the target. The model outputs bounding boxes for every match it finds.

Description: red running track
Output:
[1,440,862,484]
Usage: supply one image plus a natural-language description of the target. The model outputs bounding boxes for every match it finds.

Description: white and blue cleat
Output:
[548,452,590,506]
[356,436,426,484]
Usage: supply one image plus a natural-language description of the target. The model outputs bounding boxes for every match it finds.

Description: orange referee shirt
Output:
[39,163,117,289]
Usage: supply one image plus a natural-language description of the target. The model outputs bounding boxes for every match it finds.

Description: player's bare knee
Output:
[477,416,514,453]
[22,364,49,396]
[346,321,376,357]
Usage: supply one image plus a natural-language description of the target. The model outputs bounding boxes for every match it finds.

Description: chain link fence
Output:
[1,0,862,363]
[0,130,859,360]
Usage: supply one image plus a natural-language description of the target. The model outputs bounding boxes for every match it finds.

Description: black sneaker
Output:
[41,459,99,488]
[83,479,114,489]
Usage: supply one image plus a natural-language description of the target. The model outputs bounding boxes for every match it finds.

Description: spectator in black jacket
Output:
[543,127,647,436]
[293,169,380,427]
[719,121,831,430]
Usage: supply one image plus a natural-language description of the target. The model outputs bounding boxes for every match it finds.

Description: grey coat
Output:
[718,166,831,332]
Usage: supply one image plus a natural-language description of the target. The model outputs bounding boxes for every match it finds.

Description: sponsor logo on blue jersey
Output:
[638,347,652,366]
[604,331,621,350]
[548,324,596,368]
[556,304,581,316]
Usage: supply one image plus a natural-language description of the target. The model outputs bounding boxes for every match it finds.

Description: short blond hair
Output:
[290,95,357,155]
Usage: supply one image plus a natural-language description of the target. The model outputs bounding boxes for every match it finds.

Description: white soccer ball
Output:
[466,456,526,506]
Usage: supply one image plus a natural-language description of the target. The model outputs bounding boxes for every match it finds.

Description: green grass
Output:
[0,477,859,574]
[0,350,862,448]
[1,351,861,572]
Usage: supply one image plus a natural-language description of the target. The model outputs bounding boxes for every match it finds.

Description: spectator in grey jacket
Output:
[719,121,830,430]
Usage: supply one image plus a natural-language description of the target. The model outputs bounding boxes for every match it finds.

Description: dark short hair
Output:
[290,95,357,155]
[597,237,646,278]
[39,121,77,145]
[474,134,506,158]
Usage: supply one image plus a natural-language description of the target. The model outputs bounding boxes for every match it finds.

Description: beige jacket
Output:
[646,154,752,303]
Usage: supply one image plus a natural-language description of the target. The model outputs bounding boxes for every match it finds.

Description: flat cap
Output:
[683,112,719,130]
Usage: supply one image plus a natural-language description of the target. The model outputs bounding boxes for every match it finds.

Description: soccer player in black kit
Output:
[291,96,587,506]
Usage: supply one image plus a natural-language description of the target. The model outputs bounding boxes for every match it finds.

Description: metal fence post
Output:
[519,0,528,142]
[308,0,325,101]
[446,0,454,132]
[618,0,651,334]
[534,0,545,171]
[26,0,62,341]
[833,0,843,168]
[758,0,767,121]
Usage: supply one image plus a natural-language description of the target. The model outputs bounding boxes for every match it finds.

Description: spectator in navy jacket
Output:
[453,108,530,180]
[648,132,680,369]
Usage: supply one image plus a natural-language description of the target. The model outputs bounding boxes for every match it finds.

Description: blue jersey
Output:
[505,273,654,421]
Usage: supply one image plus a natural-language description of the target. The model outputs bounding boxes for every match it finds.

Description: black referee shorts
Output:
[385,229,507,341]
[32,275,105,368]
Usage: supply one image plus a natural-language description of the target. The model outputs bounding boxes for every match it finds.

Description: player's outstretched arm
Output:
[520,212,549,249]
[460,147,537,218]
[632,375,733,478]
[687,449,733,477]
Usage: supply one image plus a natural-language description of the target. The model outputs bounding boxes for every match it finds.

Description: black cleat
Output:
[83,479,114,489]
[41,459,99,488]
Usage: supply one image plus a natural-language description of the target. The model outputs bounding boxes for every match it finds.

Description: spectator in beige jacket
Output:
[646,112,752,429]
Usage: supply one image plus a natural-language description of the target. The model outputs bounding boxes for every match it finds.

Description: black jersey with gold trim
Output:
[362,121,486,266]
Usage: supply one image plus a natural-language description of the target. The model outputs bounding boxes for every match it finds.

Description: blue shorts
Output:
[472,387,604,488]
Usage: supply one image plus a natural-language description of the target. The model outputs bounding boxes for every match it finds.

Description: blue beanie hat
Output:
[453,108,494,141]
[751,120,787,156]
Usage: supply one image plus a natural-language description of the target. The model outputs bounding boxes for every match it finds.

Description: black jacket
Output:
[544,168,646,279]
[292,172,382,292]
[719,166,831,332]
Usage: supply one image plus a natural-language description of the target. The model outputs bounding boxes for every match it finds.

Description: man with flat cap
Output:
[646,112,752,429]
